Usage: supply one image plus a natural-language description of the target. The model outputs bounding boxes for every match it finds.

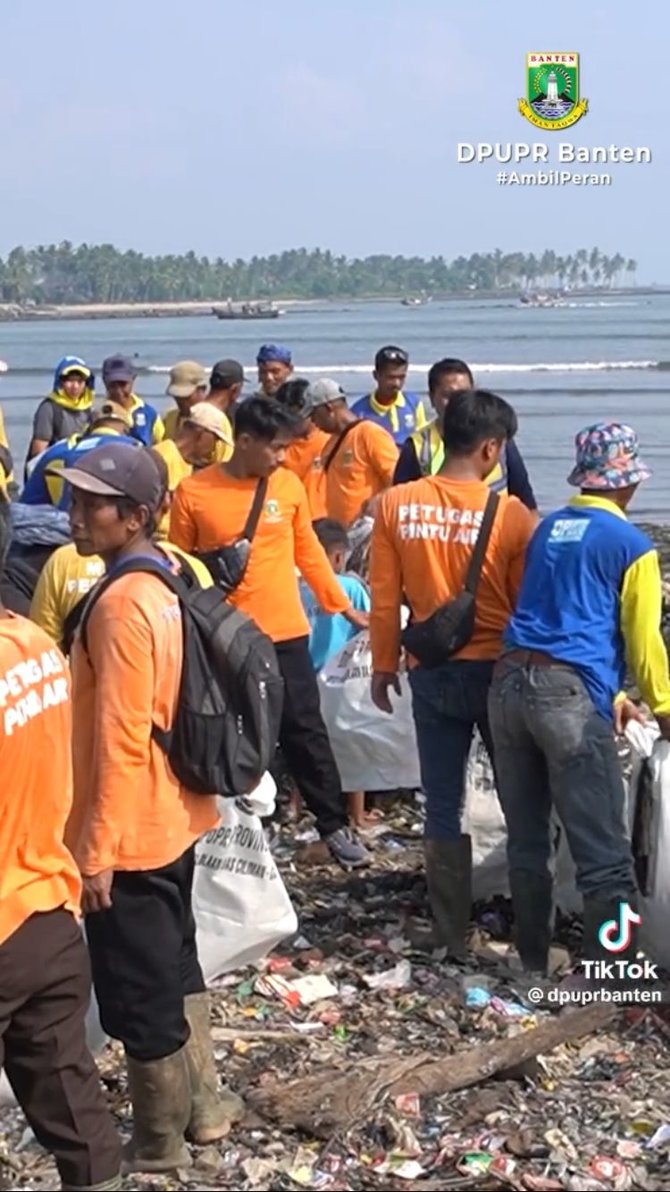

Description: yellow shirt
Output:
[153,440,194,538]
[30,545,106,648]
[0,405,12,489]
[30,540,212,650]
[163,407,183,441]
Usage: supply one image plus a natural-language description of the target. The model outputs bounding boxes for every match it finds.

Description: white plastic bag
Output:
[193,795,297,983]
[317,629,421,791]
[462,731,579,910]
[627,725,670,969]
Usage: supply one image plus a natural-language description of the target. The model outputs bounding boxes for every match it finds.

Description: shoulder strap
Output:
[79,558,189,654]
[323,421,358,474]
[464,491,500,596]
[242,477,268,541]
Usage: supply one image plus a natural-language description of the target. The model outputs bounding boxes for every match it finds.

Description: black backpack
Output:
[79,558,284,797]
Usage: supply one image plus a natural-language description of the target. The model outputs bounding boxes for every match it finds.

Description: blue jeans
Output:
[488,658,636,900]
[409,660,496,839]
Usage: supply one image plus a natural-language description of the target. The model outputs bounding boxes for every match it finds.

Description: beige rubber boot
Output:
[184,992,245,1143]
[122,1046,192,1174]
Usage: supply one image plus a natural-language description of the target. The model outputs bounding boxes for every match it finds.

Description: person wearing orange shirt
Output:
[170,397,369,869]
[370,390,536,959]
[0,495,121,1192]
[308,378,399,526]
[276,378,329,519]
[59,442,242,1176]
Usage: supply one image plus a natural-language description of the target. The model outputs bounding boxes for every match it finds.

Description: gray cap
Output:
[305,378,347,409]
[52,441,164,511]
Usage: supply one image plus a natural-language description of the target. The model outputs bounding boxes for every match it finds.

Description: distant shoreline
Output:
[0,288,666,323]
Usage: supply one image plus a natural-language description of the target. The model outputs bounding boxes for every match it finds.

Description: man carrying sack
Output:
[369,389,536,957]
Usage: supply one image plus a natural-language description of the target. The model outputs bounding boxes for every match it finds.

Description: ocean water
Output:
[1,294,670,518]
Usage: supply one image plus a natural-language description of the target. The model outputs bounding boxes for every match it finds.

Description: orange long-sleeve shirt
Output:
[169,464,350,642]
[0,615,81,946]
[68,552,219,876]
[283,428,329,520]
[323,420,399,527]
[370,476,536,673]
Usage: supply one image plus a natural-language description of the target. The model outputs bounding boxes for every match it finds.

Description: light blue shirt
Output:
[300,573,370,671]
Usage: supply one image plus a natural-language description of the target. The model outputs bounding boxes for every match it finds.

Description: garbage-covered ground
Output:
[2,796,670,1192]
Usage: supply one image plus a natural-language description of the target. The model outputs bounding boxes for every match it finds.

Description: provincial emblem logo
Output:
[518,52,588,130]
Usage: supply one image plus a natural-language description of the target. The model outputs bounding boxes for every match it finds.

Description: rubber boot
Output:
[122,1047,192,1174]
[61,1179,123,1191]
[408,837,472,959]
[582,894,639,965]
[509,870,554,976]
[184,992,245,1143]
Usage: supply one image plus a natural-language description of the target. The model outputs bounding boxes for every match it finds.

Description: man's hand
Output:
[344,607,369,632]
[82,870,114,914]
[371,670,402,714]
[656,714,670,742]
[613,697,646,736]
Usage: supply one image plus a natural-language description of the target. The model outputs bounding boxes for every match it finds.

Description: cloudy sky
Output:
[1,0,664,278]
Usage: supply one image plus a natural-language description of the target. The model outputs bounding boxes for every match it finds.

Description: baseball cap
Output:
[184,402,233,444]
[305,378,347,409]
[167,360,208,399]
[102,354,137,384]
[90,400,134,429]
[256,343,292,366]
[52,441,164,510]
[210,359,245,389]
[57,356,92,381]
[375,345,409,369]
[567,422,652,490]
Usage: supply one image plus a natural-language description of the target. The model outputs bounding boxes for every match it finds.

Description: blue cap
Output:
[256,343,292,366]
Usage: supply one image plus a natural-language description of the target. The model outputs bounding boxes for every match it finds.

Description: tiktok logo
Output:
[598,901,642,953]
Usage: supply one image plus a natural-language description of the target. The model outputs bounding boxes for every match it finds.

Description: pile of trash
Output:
[2,800,669,1191]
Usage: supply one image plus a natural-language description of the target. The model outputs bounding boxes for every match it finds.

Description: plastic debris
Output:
[2,779,669,1191]
[456,1150,493,1175]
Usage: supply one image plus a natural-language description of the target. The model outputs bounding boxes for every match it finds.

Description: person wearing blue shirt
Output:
[101,355,165,446]
[489,422,670,977]
[352,345,428,446]
[21,401,140,510]
[300,518,372,827]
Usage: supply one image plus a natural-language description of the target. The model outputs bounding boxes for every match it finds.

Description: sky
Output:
[1,0,665,279]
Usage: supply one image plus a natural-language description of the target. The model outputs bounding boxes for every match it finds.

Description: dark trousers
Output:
[275,636,347,837]
[86,846,205,1063]
[488,659,636,899]
[409,660,496,839]
[0,909,121,1189]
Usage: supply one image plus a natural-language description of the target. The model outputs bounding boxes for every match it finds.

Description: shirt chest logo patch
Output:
[549,518,590,543]
[265,499,282,522]
[342,449,354,466]
[404,413,415,427]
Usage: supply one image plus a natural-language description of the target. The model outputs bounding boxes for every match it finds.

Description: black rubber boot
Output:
[509,870,554,975]
[408,836,472,959]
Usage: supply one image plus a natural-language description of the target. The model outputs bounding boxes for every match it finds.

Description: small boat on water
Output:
[213,301,284,320]
[519,292,566,309]
[401,295,431,307]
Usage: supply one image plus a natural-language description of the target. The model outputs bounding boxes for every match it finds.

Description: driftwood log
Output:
[251,1003,618,1135]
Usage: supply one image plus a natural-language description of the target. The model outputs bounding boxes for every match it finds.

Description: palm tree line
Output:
[0,243,638,305]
